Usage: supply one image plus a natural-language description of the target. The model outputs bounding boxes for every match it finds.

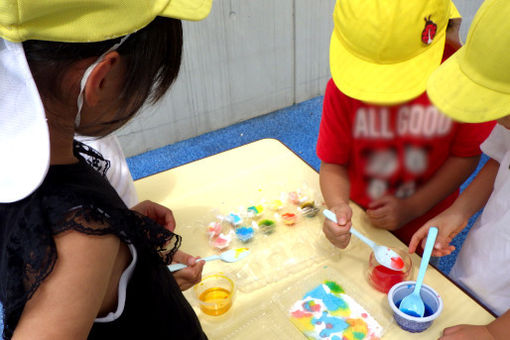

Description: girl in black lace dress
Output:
[0,2,211,339]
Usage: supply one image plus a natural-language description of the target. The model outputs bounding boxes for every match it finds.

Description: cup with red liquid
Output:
[367,247,412,294]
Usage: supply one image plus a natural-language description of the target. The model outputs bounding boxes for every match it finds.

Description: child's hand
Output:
[439,324,495,340]
[131,200,176,232]
[366,196,411,231]
[408,211,467,256]
[171,250,205,291]
[322,204,352,249]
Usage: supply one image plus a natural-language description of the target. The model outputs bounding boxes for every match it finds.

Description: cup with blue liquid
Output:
[387,281,443,332]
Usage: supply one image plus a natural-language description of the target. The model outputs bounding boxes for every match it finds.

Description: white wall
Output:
[117,0,483,157]
[455,0,484,43]
[117,0,334,157]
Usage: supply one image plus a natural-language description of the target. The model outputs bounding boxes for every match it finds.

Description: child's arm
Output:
[13,228,124,339]
[439,309,510,340]
[130,200,204,290]
[367,155,480,230]
[319,162,352,249]
[409,158,499,255]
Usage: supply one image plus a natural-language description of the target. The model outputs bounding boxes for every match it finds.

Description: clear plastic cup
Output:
[367,248,413,293]
[193,273,236,316]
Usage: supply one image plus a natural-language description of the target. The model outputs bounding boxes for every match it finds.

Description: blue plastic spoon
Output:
[399,227,438,317]
[323,209,405,271]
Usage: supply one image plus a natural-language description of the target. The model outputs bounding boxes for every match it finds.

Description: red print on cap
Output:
[421,16,437,45]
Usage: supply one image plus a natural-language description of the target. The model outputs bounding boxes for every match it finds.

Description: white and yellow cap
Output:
[0,0,212,203]
[330,0,458,105]
[428,0,510,123]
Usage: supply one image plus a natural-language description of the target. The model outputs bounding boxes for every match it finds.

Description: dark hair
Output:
[23,16,183,136]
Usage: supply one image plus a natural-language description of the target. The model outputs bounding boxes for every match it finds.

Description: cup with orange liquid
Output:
[193,273,236,317]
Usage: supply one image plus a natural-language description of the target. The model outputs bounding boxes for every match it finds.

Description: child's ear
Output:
[84,51,120,107]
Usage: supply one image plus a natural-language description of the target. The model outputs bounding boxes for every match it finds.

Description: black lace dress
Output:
[0,142,207,339]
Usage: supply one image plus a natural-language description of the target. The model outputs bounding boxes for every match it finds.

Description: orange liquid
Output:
[198,287,232,316]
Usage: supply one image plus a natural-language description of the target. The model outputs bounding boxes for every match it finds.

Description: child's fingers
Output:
[325,219,351,236]
[322,220,352,249]
[164,210,176,232]
[333,205,352,225]
[367,201,383,210]
[367,196,391,209]
[426,240,455,257]
[366,209,380,220]
[441,324,464,335]
[366,205,389,219]
[409,227,430,253]
[435,245,455,257]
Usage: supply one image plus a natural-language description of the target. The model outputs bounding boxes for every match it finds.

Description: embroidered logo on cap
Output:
[421,16,437,45]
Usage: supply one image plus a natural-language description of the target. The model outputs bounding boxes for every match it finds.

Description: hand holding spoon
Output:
[168,247,250,272]
[323,209,404,271]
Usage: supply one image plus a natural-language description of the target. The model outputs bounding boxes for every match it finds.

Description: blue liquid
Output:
[396,300,434,317]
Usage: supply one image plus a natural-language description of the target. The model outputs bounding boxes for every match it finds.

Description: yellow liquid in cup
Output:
[198,287,232,316]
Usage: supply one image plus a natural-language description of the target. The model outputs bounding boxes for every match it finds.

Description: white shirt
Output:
[75,134,139,208]
[450,124,510,316]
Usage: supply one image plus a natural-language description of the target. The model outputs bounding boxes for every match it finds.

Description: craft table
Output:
[134,138,495,339]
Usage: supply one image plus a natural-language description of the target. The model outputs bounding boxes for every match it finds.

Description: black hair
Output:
[23,16,183,136]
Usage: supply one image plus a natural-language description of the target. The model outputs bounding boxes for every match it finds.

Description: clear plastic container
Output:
[272,266,391,339]
[193,273,236,317]
[366,247,413,294]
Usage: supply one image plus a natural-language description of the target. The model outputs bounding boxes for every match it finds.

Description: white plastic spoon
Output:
[168,247,250,272]
[323,209,404,271]
[399,227,438,317]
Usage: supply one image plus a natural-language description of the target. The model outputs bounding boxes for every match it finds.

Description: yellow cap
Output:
[330,0,452,104]
[0,0,212,43]
[428,0,510,123]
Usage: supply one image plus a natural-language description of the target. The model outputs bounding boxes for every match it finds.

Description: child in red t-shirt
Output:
[318,0,495,248]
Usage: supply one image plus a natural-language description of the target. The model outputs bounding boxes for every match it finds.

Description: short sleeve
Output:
[316,79,353,164]
[449,120,496,157]
[481,124,510,163]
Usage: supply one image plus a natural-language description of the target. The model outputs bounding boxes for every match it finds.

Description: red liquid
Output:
[370,265,406,293]
[391,256,404,270]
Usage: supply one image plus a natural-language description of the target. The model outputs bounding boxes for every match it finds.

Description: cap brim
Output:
[162,0,213,21]
[0,40,49,203]
[427,48,510,123]
[330,30,446,104]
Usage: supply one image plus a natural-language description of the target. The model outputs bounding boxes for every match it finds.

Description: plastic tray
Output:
[272,265,392,339]
[180,205,340,293]
[224,215,340,292]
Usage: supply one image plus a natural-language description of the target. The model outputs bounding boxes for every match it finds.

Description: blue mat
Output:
[127,97,323,180]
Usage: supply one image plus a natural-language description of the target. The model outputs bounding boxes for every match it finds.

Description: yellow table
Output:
[134,139,495,339]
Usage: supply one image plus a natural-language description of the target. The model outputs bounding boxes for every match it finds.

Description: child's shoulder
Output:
[325,78,364,107]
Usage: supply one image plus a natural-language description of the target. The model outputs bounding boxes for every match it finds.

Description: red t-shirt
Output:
[316,47,495,245]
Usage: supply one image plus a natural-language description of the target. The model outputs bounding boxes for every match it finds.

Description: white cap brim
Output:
[0,39,49,203]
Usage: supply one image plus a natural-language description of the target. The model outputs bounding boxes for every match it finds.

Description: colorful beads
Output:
[258,219,276,234]
[236,226,255,242]
[281,212,297,225]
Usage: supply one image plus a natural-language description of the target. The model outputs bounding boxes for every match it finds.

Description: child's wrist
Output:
[327,199,350,209]
[448,202,472,223]
[400,196,423,221]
